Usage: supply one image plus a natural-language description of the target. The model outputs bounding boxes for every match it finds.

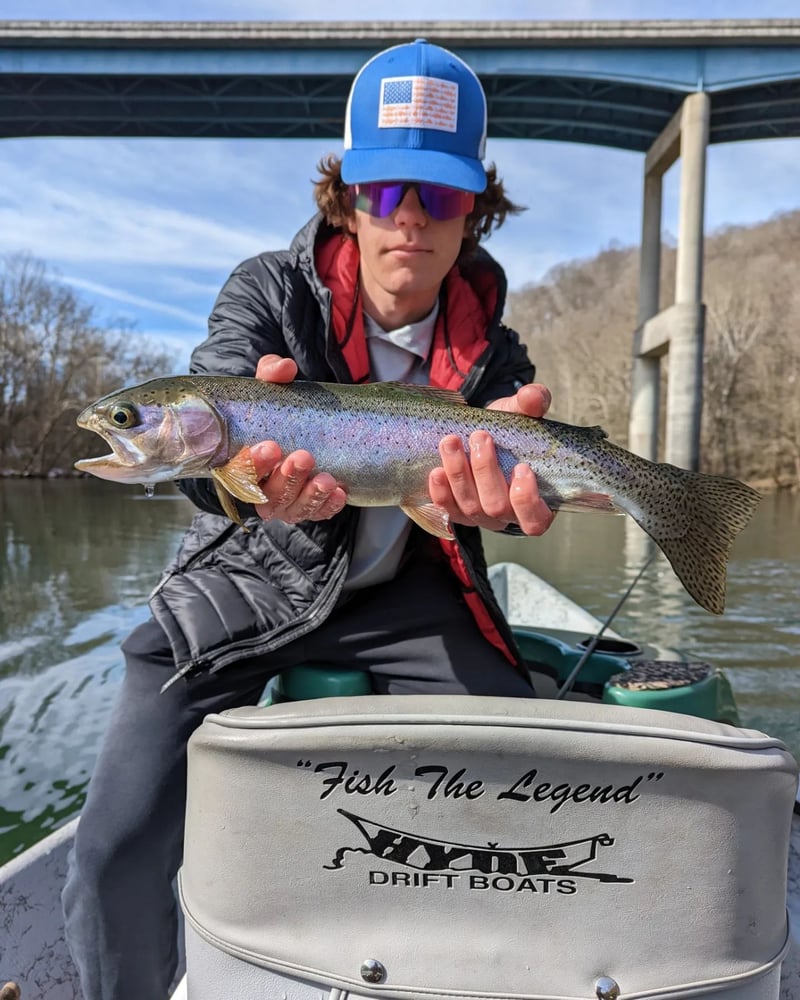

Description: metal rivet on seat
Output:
[595,977,620,999]
[361,959,387,984]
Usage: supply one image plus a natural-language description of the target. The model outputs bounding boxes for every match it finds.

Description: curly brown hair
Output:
[312,154,525,258]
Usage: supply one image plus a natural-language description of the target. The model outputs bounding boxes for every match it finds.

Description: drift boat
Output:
[2,562,799,999]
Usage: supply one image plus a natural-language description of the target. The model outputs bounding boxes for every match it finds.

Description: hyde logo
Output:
[325,809,633,895]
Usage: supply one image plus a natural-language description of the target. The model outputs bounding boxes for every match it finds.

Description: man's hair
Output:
[313,154,524,258]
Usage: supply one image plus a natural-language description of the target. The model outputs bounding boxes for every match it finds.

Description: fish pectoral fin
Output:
[401,502,455,540]
[210,448,269,504]
[213,480,247,530]
[211,448,268,531]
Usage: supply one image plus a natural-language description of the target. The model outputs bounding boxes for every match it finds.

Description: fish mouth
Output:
[75,410,144,474]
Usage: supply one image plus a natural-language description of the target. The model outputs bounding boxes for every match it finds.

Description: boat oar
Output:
[555,550,657,701]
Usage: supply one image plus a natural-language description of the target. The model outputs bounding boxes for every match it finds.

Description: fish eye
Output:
[109,404,138,428]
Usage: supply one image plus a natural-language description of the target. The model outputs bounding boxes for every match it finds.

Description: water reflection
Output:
[0,479,193,862]
[1,479,192,660]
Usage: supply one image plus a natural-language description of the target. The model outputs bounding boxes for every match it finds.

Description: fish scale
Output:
[75,375,761,615]
[214,381,535,504]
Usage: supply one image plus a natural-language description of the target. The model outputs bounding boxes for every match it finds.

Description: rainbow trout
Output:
[75,375,760,614]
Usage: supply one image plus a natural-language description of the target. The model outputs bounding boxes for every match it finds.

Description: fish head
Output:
[74,377,227,485]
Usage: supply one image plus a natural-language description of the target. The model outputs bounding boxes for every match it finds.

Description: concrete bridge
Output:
[3,19,800,468]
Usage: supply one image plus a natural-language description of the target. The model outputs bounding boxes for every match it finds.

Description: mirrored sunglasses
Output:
[352,181,475,222]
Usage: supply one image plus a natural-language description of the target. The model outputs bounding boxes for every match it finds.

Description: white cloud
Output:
[0,157,265,269]
[157,273,231,299]
[5,0,799,18]
[61,276,207,325]
[0,138,327,271]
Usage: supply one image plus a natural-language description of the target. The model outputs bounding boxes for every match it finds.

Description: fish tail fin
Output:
[630,469,760,615]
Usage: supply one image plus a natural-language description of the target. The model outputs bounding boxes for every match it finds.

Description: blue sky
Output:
[2,0,799,369]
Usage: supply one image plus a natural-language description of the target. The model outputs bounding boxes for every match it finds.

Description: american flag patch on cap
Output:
[378,76,458,132]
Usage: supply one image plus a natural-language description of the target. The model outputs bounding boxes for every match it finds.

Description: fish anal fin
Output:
[551,492,619,514]
[401,502,455,539]
[210,447,269,504]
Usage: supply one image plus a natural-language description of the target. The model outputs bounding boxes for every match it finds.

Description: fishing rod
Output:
[555,549,657,701]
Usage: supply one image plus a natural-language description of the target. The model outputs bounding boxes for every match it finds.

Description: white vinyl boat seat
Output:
[179,696,798,1000]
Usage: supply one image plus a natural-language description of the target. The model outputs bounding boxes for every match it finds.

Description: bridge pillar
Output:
[628,173,663,462]
[628,91,710,471]
[667,92,709,470]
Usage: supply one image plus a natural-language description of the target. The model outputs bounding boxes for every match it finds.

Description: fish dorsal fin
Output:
[400,502,455,540]
[210,446,269,522]
[379,382,468,406]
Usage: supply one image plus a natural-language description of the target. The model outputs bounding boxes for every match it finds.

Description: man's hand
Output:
[251,355,347,523]
[428,383,556,536]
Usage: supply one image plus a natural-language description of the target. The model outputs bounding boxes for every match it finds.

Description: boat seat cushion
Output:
[179,696,798,1000]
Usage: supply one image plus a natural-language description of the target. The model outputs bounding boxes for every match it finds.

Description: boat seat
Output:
[179,696,798,1000]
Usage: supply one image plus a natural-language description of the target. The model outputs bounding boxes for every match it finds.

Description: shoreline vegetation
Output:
[506,210,800,495]
[3,210,799,491]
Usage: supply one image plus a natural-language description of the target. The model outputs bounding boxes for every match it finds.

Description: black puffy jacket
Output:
[149,215,535,685]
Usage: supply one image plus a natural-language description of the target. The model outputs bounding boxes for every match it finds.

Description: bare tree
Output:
[505,245,637,438]
[505,211,800,490]
[0,253,175,476]
[703,282,770,473]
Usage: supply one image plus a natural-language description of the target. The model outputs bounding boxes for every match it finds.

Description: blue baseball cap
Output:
[342,39,488,194]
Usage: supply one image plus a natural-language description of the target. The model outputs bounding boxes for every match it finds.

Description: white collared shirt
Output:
[344,301,438,590]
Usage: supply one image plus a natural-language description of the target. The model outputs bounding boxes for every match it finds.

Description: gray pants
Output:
[62,548,534,1000]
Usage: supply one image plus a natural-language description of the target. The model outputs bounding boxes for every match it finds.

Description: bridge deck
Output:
[2,20,800,148]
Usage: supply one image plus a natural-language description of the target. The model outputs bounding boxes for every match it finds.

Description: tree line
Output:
[504,209,800,491]
[0,254,175,476]
[2,209,798,488]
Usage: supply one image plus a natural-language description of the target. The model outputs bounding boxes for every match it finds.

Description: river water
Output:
[1,479,798,866]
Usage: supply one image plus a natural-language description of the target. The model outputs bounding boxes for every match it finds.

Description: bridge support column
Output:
[628,91,710,470]
[629,173,663,462]
[667,92,709,470]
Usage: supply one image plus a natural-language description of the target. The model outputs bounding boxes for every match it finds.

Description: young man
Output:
[63,39,555,1000]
